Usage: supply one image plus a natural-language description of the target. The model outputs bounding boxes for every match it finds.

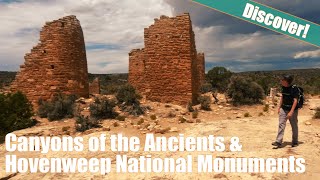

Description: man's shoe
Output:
[272,141,282,147]
[292,143,298,147]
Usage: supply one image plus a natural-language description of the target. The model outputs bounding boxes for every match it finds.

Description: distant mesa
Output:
[10,15,89,107]
[128,13,205,105]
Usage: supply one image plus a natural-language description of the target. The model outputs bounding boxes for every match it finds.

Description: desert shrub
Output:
[38,93,77,121]
[207,67,233,92]
[120,103,146,116]
[75,115,100,132]
[166,111,176,118]
[0,72,16,88]
[244,112,251,117]
[113,122,120,127]
[103,84,120,95]
[258,112,264,116]
[116,115,126,121]
[116,84,141,105]
[314,107,320,119]
[116,84,145,116]
[200,83,213,94]
[179,117,187,123]
[62,126,71,132]
[227,76,265,105]
[263,104,269,112]
[90,98,118,120]
[198,95,212,111]
[137,118,144,125]
[144,123,151,129]
[38,99,52,118]
[192,111,198,119]
[0,92,36,143]
[256,76,275,95]
[150,114,157,120]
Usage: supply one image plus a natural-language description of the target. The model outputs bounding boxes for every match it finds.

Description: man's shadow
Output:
[272,141,304,149]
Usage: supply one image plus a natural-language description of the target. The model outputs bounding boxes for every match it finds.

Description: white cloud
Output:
[194,26,313,62]
[294,49,320,59]
[0,0,173,73]
[0,0,319,73]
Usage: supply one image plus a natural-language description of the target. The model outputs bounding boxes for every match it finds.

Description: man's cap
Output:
[281,74,294,84]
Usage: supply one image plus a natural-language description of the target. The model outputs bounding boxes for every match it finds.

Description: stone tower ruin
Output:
[89,78,101,95]
[11,15,89,106]
[128,13,205,105]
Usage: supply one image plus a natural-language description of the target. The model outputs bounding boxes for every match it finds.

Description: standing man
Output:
[272,75,299,148]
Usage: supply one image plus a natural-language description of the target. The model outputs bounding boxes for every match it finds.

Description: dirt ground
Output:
[0,95,320,180]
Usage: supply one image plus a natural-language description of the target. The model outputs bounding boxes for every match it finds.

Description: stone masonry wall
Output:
[11,15,89,107]
[89,78,101,95]
[197,53,205,85]
[128,48,146,93]
[129,13,205,105]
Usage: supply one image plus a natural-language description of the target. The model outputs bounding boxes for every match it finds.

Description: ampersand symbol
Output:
[230,137,242,152]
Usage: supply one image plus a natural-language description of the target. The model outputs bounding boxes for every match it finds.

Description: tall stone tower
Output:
[129,13,205,105]
[11,15,89,106]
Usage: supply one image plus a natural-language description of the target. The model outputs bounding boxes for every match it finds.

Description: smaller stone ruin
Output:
[89,78,101,95]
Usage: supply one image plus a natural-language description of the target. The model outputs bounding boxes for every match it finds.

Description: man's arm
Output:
[287,86,300,118]
[287,98,298,119]
[278,95,283,114]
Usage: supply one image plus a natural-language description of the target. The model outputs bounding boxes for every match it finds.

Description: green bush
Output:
[103,84,120,95]
[198,95,212,111]
[75,115,100,132]
[116,115,126,121]
[263,104,269,112]
[192,111,198,119]
[244,112,251,117]
[120,103,146,116]
[314,107,320,119]
[62,126,71,132]
[116,84,141,105]
[200,83,213,94]
[256,76,275,95]
[116,84,145,116]
[227,76,265,105]
[150,114,157,120]
[207,67,233,93]
[113,121,120,127]
[0,92,36,143]
[179,117,187,123]
[38,93,77,121]
[137,118,144,125]
[38,99,52,118]
[90,98,118,120]
[166,111,176,118]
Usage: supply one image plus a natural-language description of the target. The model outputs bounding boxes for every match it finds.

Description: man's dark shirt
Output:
[281,85,299,111]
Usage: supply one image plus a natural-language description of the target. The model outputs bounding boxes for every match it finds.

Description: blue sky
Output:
[0,0,21,3]
[0,0,319,73]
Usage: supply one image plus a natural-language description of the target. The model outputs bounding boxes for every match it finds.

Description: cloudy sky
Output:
[0,0,319,73]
